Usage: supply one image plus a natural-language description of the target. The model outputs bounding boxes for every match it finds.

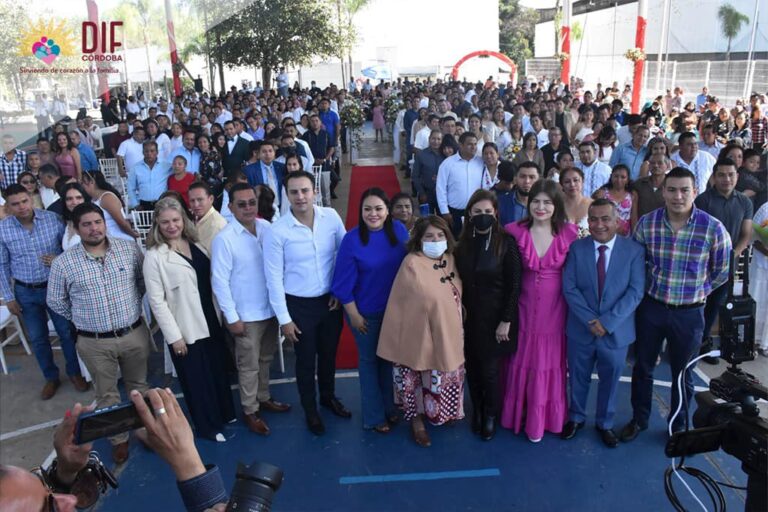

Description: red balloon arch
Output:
[450,50,517,83]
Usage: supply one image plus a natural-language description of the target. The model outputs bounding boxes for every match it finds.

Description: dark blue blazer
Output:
[562,235,646,348]
[243,160,286,208]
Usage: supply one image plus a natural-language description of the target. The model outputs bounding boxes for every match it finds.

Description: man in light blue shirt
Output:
[609,124,649,180]
[436,132,485,237]
[169,130,201,174]
[70,131,98,172]
[127,140,171,210]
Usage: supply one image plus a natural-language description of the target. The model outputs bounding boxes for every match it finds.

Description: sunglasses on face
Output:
[235,199,258,208]
[21,180,37,185]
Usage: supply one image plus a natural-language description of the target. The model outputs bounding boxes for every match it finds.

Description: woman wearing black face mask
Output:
[454,189,522,441]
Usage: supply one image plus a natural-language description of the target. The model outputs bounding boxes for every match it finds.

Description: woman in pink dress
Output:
[372,99,385,142]
[501,179,578,442]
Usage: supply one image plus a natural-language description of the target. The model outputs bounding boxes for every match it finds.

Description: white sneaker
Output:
[215,433,226,442]
[528,436,542,443]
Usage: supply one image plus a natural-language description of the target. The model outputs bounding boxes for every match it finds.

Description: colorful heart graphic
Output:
[31,36,60,65]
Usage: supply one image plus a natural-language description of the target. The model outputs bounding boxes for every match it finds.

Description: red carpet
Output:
[336,165,402,369]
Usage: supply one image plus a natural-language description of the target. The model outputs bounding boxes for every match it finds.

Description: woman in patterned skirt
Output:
[377,216,465,447]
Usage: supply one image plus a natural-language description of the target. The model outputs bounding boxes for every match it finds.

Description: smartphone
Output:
[74,398,151,445]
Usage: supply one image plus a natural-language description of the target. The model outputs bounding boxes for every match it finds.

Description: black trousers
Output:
[465,347,500,417]
[286,294,343,412]
[169,337,236,440]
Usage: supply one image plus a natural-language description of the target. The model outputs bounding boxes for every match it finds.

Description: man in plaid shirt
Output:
[0,184,87,399]
[621,167,731,442]
[47,202,151,464]
[0,134,27,191]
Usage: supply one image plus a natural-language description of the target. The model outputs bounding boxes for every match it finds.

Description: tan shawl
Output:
[376,253,464,372]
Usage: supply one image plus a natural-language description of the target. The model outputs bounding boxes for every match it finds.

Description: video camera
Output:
[665,251,768,511]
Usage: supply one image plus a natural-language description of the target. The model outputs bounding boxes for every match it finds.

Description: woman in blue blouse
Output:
[331,188,409,433]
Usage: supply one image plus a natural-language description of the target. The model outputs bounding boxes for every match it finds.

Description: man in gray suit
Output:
[561,199,646,447]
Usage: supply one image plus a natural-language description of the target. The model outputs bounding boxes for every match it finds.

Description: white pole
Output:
[655,0,670,95]
[704,61,711,89]
[742,0,760,99]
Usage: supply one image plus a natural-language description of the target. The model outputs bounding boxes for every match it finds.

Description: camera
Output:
[665,252,768,511]
[225,460,283,512]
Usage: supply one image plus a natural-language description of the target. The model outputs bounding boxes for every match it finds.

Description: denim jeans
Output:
[348,311,395,428]
[15,283,80,382]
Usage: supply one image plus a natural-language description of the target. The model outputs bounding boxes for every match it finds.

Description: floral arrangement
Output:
[384,96,403,124]
[624,48,646,62]
[556,52,569,62]
[340,100,365,128]
[754,219,768,245]
[502,143,521,161]
[341,99,365,150]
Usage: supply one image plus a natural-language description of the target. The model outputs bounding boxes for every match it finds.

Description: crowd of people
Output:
[0,75,766,489]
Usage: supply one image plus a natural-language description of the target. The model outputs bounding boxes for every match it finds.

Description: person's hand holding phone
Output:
[54,403,95,485]
[131,388,206,482]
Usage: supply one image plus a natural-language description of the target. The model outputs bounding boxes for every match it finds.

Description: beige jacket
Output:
[377,253,464,372]
[143,242,213,345]
[195,207,227,254]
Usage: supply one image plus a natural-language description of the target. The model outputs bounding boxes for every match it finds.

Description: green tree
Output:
[210,0,349,89]
[0,0,35,109]
[718,3,750,60]
[499,0,539,68]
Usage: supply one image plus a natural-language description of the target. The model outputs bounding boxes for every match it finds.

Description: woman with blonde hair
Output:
[143,197,236,442]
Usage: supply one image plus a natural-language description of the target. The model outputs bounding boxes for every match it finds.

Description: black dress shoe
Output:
[306,412,325,435]
[320,397,352,418]
[560,421,584,440]
[597,427,619,448]
[481,415,496,441]
[619,419,647,442]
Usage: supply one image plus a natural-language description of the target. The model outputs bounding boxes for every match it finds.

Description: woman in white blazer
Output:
[143,197,235,442]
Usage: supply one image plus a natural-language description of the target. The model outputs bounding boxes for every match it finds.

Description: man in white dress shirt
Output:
[671,132,715,194]
[436,131,485,237]
[576,141,612,198]
[263,171,350,435]
[211,183,291,437]
[116,126,146,177]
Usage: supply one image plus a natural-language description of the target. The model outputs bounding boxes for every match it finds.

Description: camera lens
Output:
[226,461,283,512]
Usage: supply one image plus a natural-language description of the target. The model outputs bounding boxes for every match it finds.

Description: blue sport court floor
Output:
[95,349,748,511]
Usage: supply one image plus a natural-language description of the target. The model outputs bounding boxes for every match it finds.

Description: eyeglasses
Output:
[235,199,258,208]
[21,180,37,185]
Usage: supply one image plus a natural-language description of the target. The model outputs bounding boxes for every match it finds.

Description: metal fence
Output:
[525,58,768,107]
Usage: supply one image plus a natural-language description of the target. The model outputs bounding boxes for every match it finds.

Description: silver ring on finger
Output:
[155,407,167,415]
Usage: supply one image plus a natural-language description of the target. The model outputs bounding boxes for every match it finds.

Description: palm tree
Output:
[718,3,750,61]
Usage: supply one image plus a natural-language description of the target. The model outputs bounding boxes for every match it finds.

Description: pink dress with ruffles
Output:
[500,221,578,439]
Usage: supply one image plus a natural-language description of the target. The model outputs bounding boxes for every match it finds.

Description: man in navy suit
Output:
[561,198,646,447]
[243,140,286,211]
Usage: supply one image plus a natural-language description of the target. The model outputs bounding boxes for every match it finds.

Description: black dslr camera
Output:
[665,252,768,511]
[225,460,283,512]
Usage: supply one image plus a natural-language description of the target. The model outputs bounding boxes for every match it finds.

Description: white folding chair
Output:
[0,305,31,375]
[131,210,154,250]
[98,158,121,188]
[311,165,323,206]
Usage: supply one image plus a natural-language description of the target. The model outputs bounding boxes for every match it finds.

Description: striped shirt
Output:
[0,150,27,190]
[46,238,145,332]
[0,209,64,301]
[634,206,731,306]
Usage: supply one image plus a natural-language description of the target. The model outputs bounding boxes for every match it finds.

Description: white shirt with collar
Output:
[671,150,715,193]
[117,138,145,174]
[593,235,617,273]
[215,110,233,126]
[436,153,485,214]
[577,159,612,198]
[263,206,346,325]
[535,129,550,148]
[238,131,254,142]
[211,218,274,324]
